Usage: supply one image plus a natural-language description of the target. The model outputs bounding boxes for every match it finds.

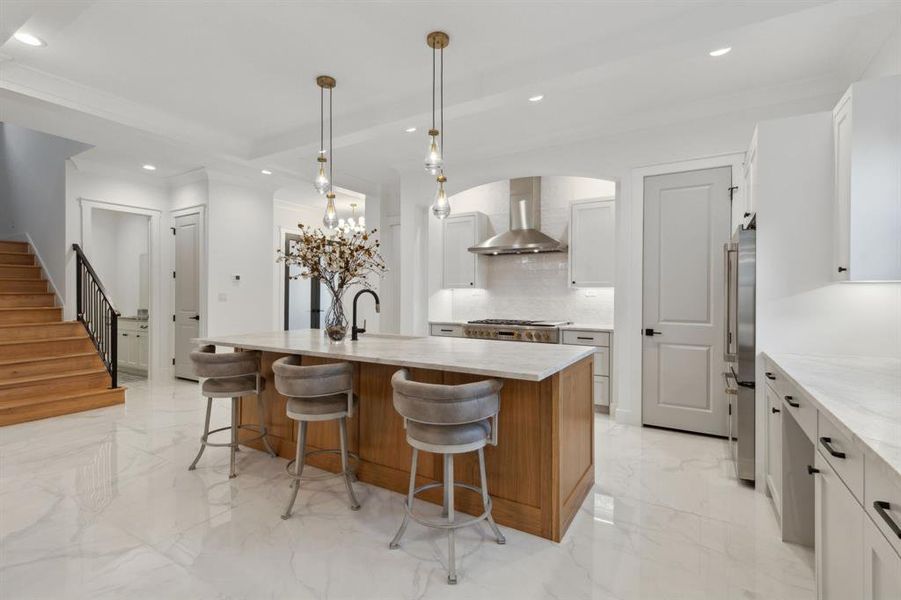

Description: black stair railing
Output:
[73,243,119,388]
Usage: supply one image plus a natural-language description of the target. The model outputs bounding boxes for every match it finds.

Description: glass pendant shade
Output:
[314,161,329,194]
[432,174,450,219]
[323,193,338,228]
[424,132,443,174]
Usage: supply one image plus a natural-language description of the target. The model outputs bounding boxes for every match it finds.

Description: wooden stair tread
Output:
[0,336,87,347]
[0,367,109,389]
[0,387,125,416]
[0,352,97,366]
[0,307,60,312]
[0,292,54,296]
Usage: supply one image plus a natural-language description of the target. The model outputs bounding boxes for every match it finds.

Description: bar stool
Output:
[388,368,505,585]
[272,356,360,519]
[188,345,277,479]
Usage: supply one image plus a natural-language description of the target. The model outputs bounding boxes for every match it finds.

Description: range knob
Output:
[525,331,534,341]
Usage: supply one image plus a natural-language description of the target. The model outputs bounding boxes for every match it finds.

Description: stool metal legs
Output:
[282,417,360,519]
[339,417,361,511]
[282,421,308,520]
[188,397,214,471]
[389,447,504,584]
[188,394,276,478]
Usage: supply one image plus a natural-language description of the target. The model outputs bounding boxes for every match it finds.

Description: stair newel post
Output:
[110,311,118,389]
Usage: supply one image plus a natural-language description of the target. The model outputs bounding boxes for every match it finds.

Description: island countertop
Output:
[196,329,595,381]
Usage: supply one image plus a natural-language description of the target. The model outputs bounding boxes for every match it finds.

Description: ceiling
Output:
[1,1,898,195]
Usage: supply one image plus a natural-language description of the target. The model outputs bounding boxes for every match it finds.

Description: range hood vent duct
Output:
[468,177,567,255]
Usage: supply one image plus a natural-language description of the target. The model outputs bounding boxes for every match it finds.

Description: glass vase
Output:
[324,291,348,342]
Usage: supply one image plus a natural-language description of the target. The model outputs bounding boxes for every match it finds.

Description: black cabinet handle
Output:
[807,465,820,475]
[440,329,453,333]
[819,437,846,459]
[765,372,776,380]
[873,501,901,539]
[785,395,800,408]
[771,407,781,414]
[837,266,848,273]
[644,328,663,336]
[577,336,594,341]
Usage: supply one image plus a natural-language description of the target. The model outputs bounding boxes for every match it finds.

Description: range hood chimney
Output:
[468,177,567,255]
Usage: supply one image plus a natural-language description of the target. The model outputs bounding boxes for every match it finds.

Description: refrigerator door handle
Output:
[723,242,738,362]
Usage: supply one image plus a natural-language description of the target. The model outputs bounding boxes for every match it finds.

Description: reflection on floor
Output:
[117,372,147,385]
[0,377,814,599]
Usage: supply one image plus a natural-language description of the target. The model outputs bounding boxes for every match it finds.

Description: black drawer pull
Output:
[785,396,800,408]
[873,501,901,539]
[819,437,846,459]
[807,465,820,475]
[440,329,453,333]
[765,372,776,380]
[771,407,781,414]
[577,336,594,341]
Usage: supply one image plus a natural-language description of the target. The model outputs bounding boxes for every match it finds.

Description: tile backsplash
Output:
[444,176,616,325]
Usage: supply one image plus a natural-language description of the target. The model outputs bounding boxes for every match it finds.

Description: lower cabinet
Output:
[118,319,150,375]
[765,384,783,515]
[561,329,613,411]
[815,450,864,600]
[863,514,901,600]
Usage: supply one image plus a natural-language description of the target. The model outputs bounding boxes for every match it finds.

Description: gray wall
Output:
[0,123,91,298]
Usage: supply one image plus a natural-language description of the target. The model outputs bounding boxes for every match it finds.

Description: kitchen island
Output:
[195,330,596,541]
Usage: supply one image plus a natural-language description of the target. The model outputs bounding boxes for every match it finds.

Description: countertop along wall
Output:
[429,176,616,324]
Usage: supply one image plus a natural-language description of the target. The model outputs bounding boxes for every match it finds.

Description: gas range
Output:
[463,319,572,344]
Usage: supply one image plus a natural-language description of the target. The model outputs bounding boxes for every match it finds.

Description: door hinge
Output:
[728,185,738,202]
[171,227,176,235]
[172,314,176,322]
[172,271,176,279]
[172,358,175,365]
[728,403,732,416]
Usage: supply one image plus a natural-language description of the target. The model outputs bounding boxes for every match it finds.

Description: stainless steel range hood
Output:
[468,177,566,255]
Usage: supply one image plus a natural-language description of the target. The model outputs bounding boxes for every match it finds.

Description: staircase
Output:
[0,241,124,426]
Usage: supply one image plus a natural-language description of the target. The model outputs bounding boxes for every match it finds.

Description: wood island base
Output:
[238,352,595,542]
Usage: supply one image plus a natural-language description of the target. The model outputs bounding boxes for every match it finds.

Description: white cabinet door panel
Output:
[570,199,615,287]
[815,451,863,600]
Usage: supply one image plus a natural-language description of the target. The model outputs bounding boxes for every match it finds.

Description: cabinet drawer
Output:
[562,330,610,347]
[430,324,463,338]
[593,347,610,377]
[782,388,817,443]
[817,412,864,504]
[593,375,609,407]
[865,452,901,557]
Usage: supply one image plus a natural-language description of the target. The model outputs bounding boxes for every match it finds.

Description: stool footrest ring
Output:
[403,481,492,530]
[200,424,270,449]
[285,450,360,482]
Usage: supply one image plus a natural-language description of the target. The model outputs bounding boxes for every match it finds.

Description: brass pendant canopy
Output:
[426,31,450,49]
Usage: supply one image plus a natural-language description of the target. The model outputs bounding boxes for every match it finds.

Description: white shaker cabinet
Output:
[442,212,487,289]
[863,515,901,600]
[815,450,864,600]
[832,75,901,282]
[765,382,783,517]
[569,198,615,288]
[118,318,150,375]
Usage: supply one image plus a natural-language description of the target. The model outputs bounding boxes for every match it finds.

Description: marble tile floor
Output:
[0,377,815,600]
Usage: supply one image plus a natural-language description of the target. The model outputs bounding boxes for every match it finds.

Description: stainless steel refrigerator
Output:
[724,218,756,482]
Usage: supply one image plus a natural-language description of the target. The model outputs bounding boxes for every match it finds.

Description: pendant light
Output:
[316,75,339,228]
[426,31,450,219]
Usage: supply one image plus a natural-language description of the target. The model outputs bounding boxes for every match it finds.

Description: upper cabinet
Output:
[832,75,901,282]
[740,127,758,228]
[442,212,487,289]
[569,198,615,287]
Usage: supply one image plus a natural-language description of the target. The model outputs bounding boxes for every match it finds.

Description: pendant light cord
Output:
[432,46,436,131]
[320,85,324,153]
[440,45,444,159]
[329,86,333,193]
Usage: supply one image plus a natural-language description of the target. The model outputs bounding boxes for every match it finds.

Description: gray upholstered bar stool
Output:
[188,345,277,479]
[388,368,505,585]
[272,356,361,519]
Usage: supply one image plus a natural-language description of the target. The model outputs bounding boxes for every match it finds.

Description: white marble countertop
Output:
[196,329,595,381]
[765,352,901,478]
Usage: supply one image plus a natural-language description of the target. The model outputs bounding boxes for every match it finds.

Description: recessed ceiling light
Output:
[405,127,417,133]
[528,94,544,102]
[13,31,45,47]
[261,169,273,175]
[709,47,731,57]
[142,164,156,171]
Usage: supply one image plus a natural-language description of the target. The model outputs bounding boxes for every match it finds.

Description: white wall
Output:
[429,176,616,324]
[0,123,91,300]
[89,209,150,317]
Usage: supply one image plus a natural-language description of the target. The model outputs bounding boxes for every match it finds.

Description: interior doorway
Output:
[173,212,200,380]
[641,166,732,437]
[283,232,325,330]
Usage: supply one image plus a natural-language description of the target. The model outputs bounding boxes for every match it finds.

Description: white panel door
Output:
[570,199,615,287]
[642,167,732,436]
[833,91,852,281]
[815,451,863,600]
[863,515,901,600]
[174,213,200,380]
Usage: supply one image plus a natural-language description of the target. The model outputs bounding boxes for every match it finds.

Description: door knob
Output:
[644,328,663,336]
[190,315,200,321]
